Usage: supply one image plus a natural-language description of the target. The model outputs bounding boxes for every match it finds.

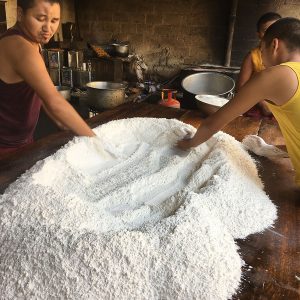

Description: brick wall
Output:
[77,0,231,79]
[4,0,300,79]
[76,0,300,78]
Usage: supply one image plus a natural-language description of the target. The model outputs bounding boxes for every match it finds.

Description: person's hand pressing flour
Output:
[173,127,198,152]
[90,136,117,160]
[175,127,200,150]
[173,127,195,140]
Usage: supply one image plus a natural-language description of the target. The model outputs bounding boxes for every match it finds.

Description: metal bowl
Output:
[195,94,229,116]
[111,42,129,58]
[181,72,235,99]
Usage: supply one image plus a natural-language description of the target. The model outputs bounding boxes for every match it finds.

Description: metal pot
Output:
[181,72,235,99]
[86,81,126,110]
[111,42,129,58]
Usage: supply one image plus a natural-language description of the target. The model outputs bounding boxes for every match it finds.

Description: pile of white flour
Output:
[0,118,277,299]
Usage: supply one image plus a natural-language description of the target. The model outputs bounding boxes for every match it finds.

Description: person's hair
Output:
[263,17,300,51]
[17,0,61,11]
[256,12,282,32]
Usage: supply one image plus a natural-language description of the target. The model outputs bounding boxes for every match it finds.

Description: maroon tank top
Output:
[0,28,42,151]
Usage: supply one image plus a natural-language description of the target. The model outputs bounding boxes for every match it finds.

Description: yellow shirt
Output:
[266,62,300,186]
[251,47,265,73]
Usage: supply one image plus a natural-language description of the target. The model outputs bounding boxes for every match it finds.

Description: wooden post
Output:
[224,0,239,67]
[73,0,82,41]
[0,0,7,34]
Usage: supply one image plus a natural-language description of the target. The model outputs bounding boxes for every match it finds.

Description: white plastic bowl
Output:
[195,95,229,115]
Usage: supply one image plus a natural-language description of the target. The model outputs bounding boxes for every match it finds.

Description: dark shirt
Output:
[0,28,41,149]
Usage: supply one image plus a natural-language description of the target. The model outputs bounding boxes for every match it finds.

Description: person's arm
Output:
[258,100,272,116]
[236,52,254,91]
[9,37,95,137]
[177,65,298,150]
[237,51,272,116]
[41,102,68,130]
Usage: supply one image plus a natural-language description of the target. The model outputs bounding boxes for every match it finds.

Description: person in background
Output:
[0,0,96,156]
[178,17,300,187]
[236,12,282,118]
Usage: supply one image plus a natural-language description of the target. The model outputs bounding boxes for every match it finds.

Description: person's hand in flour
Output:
[175,128,197,150]
[90,136,116,160]
[176,125,212,150]
[176,137,199,150]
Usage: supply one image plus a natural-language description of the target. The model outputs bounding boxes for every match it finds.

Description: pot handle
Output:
[227,91,234,100]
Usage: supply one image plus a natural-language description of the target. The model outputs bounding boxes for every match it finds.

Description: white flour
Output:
[242,135,289,158]
[195,95,229,106]
[0,118,277,299]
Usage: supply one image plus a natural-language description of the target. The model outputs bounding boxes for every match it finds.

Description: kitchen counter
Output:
[0,102,299,299]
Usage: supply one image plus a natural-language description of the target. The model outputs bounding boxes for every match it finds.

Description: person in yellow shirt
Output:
[236,12,281,118]
[178,17,300,187]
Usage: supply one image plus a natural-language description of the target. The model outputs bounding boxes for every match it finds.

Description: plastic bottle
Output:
[159,89,180,109]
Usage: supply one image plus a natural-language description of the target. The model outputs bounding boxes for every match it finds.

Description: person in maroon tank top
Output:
[0,0,96,156]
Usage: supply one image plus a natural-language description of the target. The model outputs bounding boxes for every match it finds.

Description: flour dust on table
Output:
[0,118,277,300]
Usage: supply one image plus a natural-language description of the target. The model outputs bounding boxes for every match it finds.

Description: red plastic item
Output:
[159,89,180,109]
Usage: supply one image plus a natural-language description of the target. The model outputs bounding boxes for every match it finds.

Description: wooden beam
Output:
[225,0,239,67]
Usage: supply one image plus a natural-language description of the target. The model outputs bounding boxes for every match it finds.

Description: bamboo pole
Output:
[224,0,239,67]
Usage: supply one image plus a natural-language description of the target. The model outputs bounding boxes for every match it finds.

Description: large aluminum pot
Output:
[181,72,235,99]
[86,81,126,110]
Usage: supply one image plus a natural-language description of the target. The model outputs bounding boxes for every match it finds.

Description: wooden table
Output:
[0,102,299,300]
